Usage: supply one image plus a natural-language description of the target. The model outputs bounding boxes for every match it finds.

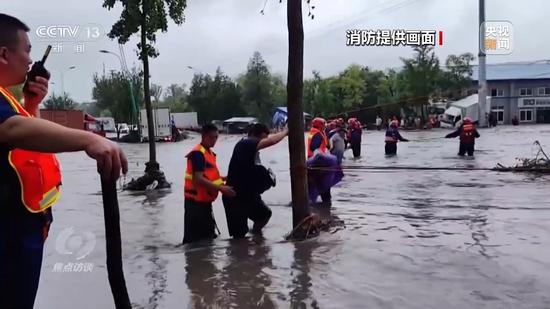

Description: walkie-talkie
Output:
[23,45,52,96]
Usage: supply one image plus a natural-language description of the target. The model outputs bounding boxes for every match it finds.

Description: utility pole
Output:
[287,0,310,227]
[478,0,488,127]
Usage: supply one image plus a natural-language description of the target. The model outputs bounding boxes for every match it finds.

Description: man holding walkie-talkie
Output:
[0,13,128,308]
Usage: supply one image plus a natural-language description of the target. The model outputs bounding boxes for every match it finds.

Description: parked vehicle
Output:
[171,112,198,129]
[440,95,491,128]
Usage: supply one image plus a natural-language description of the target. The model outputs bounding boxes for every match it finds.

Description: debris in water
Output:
[285,213,345,241]
[495,141,550,173]
[145,180,159,192]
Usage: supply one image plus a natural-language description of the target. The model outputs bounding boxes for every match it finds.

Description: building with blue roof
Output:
[470,61,550,124]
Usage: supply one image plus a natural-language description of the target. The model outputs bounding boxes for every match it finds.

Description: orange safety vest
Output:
[307,128,328,158]
[0,87,62,213]
[183,144,223,203]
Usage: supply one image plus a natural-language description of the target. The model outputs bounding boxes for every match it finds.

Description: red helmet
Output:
[312,117,326,129]
[390,120,399,128]
[463,117,472,124]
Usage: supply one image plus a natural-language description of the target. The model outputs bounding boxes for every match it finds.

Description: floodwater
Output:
[36,125,550,309]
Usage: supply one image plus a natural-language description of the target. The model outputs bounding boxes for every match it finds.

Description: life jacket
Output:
[183,144,223,203]
[0,87,62,213]
[460,124,476,144]
[307,128,327,158]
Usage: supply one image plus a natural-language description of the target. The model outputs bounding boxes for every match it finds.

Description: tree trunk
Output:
[141,8,158,169]
[287,0,309,227]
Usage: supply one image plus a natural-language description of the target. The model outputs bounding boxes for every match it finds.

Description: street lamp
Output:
[61,65,76,94]
[100,49,124,69]
[186,65,203,74]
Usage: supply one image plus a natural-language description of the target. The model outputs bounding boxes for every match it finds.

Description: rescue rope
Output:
[307,165,496,172]
[100,178,132,309]
[306,164,550,173]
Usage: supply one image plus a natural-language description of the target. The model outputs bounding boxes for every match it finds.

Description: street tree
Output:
[103,0,187,190]
[43,93,78,110]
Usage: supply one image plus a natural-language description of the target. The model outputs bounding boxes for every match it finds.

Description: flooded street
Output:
[37,125,550,309]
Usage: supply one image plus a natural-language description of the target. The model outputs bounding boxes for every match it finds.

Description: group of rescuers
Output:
[183,113,479,243]
[183,115,480,243]
[182,116,364,244]
[0,13,480,308]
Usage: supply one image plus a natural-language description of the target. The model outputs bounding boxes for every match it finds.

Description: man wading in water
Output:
[223,123,288,238]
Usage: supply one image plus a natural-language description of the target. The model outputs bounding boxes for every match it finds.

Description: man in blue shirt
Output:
[0,14,128,308]
[223,123,288,238]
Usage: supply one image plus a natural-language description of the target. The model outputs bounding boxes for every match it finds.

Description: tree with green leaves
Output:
[163,83,190,112]
[239,52,276,123]
[92,68,143,139]
[92,68,143,122]
[400,46,441,119]
[188,68,243,123]
[271,74,287,111]
[211,67,244,122]
[43,93,78,110]
[103,0,187,189]
[377,69,407,118]
[438,53,475,100]
[303,71,321,115]
[334,64,366,110]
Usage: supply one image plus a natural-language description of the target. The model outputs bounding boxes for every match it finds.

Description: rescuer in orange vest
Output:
[0,14,128,308]
[445,117,480,156]
[183,123,236,244]
[307,117,328,158]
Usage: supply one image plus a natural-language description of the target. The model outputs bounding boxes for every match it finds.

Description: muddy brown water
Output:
[36,125,550,309]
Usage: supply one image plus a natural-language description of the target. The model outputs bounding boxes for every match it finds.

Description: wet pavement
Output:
[37,125,550,309]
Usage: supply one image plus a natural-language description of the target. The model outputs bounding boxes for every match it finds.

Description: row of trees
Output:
[68,47,473,126]
[304,47,474,122]
[39,46,473,129]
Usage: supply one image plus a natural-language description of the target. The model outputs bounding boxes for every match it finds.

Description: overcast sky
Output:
[3,0,548,102]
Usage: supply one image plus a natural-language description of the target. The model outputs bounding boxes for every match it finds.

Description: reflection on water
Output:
[290,241,318,309]
[184,242,222,309]
[221,237,276,309]
[37,126,550,308]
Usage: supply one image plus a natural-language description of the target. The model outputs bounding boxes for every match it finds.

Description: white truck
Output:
[171,112,198,129]
[441,95,491,128]
[140,108,172,141]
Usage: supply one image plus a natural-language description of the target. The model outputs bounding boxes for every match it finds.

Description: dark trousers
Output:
[320,190,332,203]
[385,142,397,155]
[351,142,361,158]
[183,199,217,244]
[458,142,475,156]
[222,194,272,238]
[0,208,51,309]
